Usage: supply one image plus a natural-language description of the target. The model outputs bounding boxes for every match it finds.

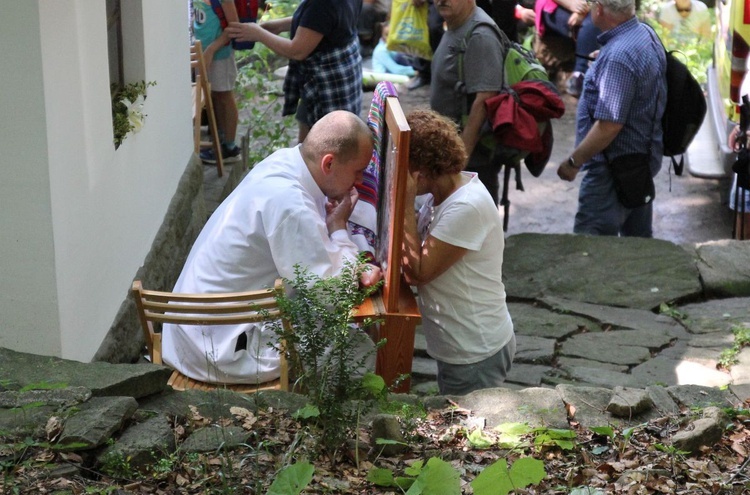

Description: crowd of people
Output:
[176,0,722,396]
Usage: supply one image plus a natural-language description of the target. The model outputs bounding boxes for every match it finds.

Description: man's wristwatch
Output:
[567,156,581,169]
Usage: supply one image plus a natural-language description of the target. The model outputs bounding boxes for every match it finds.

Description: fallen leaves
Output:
[3,402,750,494]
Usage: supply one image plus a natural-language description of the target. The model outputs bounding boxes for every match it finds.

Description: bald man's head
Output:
[302,111,373,164]
[301,111,374,200]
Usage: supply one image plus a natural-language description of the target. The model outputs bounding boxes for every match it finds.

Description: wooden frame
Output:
[132,279,289,393]
[355,96,421,393]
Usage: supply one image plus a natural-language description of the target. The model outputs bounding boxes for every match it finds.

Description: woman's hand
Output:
[517,7,536,25]
[226,22,262,42]
[571,0,589,14]
[568,11,585,28]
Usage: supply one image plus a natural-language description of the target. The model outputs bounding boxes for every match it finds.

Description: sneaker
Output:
[222,144,241,163]
[200,145,241,164]
[566,71,584,97]
[407,75,430,91]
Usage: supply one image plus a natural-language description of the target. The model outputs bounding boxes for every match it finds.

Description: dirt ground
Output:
[383,84,735,247]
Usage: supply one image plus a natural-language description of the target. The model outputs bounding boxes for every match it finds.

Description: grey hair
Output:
[599,0,635,16]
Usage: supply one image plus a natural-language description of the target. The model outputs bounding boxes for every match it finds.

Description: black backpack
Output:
[648,27,707,175]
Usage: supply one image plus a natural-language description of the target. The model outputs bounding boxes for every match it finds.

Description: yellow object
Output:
[386,0,432,61]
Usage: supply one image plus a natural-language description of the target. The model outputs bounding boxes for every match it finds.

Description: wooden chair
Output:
[131,279,290,393]
[191,40,224,177]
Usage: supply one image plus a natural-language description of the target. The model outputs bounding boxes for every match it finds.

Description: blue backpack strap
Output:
[210,0,228,28]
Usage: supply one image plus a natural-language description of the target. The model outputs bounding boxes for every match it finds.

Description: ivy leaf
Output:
[494,422,532,448]
[367,467,396,487]
[406,457,461,495]
[589,426,615,439]
[404,459,424,477]
[292,404,319,420]
[467,428,494,449]
[395,476,416,490]
[534,428,576,450]
[267,462,314,495]
[361,372,386,395]
[471,457,546,495]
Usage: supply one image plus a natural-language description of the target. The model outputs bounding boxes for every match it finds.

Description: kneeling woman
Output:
[402,109,516,396]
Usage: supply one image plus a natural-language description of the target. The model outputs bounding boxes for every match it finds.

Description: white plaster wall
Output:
[0,2,61,356]
[37,0,193,362]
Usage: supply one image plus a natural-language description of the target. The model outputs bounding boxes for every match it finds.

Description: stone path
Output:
[413,233,750,403]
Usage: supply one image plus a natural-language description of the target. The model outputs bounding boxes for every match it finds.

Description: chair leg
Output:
[193,78,203,155]
[202,83,225,177]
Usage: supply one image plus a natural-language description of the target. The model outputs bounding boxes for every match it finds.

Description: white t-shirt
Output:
[416,173,514,365]
[658,0,711,42]
[162,145,360,384]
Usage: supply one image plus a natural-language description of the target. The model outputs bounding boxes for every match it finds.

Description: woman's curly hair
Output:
[406,109,467,179]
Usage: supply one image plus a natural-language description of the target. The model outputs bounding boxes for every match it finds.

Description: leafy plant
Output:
[471,457,546,495]
[532,427,577,451]
[369,456,546,495]
[495,422,533,450]
[235,47,295,168]
[638,0,715,85]
[99,450,135,479]
[658,302,687,321]
[111,80,156,148]
[260,0,300,20]
[267,461,314,495]
[270,258,384,456]
[718,325,750,369]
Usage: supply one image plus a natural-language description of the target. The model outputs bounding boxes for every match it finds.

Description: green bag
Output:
[456,20,553,160]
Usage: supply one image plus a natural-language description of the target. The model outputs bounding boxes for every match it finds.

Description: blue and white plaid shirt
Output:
[576,17,667,169]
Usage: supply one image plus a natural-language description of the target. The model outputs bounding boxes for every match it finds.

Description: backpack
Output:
[457,21,559,172]
[210,0,259,51]
[645,26,707,176]
[457,20,563,230]
[662,50,707,175]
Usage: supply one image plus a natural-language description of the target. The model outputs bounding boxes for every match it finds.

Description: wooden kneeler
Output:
[191,41,224,177]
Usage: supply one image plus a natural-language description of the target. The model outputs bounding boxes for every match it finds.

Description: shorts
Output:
[436,335,517,396]
[208,53,237,92]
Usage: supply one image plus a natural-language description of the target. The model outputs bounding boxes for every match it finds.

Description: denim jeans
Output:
[574,162,654,237]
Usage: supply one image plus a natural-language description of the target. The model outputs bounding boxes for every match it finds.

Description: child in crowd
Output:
[372,23,418,77]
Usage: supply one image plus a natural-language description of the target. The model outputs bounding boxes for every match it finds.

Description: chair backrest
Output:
[131,279,290,390]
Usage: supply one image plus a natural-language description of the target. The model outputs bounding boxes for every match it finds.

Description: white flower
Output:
[122,94,145,134]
